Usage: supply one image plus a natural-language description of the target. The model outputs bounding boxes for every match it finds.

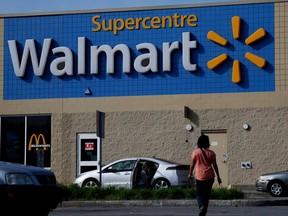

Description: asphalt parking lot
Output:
[50,206,288,216]
[59,191,288,208]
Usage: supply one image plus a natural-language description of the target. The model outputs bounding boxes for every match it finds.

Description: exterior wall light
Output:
[186,124,193,131]
[243,123,249,130]
[85,88,92,95]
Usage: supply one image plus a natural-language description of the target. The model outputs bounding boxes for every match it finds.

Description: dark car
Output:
[256,170,288,197]
[0,161,63,216]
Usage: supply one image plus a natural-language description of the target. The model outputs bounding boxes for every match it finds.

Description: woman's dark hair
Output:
[197,134,210,148]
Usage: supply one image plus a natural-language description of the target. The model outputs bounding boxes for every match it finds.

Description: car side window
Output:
[108,160,136,172]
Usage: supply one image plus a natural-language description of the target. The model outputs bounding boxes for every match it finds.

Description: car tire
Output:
[152,178,171,189]
[37,211,50,216]
[268,181,286,197]
[82,178,100,188]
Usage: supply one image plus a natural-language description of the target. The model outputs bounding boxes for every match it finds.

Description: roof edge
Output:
[0,0,284,18]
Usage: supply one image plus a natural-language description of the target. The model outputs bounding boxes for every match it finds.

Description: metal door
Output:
[203,131,228,187]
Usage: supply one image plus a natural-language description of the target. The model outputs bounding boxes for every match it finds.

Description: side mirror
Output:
[106,166,115,172]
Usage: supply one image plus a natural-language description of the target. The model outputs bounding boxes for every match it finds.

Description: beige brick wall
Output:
[275,1,288,91]
[50,106,288,186]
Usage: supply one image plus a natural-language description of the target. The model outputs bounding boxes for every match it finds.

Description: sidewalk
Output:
[60,191,288,208]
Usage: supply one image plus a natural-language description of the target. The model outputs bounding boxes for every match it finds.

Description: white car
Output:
[74,157,194,189]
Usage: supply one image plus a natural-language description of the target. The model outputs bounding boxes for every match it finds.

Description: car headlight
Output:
[6,174,34,185]
[258,176,269,182]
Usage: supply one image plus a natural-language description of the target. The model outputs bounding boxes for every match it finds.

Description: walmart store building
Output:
[0,0,288,188]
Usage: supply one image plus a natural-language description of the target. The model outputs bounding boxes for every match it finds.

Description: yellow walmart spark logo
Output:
[207,16,267,84]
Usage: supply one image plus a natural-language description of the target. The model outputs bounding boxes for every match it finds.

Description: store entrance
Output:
[76,133,100,176]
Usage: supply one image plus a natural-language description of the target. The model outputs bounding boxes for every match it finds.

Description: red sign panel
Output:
[85,142,94,150]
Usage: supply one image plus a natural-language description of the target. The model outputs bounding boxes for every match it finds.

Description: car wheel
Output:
[152,178,171,189]
[82,178,100,188]
[268,181,286,197]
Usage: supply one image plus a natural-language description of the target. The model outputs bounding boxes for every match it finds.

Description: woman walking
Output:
[188,134,222,216]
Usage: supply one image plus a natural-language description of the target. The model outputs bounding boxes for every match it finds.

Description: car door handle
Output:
[124,172,130,175]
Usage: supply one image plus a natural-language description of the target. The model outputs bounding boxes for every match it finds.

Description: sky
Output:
[0,0,240,15]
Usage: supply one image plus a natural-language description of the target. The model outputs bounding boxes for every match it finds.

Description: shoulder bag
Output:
[200,148,212,164]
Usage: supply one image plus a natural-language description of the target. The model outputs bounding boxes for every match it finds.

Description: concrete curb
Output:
[60,198,288,208]
[229,198,288,206]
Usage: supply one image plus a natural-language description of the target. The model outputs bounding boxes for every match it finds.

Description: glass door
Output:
[76,133,100,176]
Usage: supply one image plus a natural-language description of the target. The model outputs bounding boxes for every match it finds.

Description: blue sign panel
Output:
[4,3,274,100]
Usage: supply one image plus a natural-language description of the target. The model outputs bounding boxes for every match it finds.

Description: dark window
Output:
[0,117,25,163]
[80,139,98,161]
[0,115,51,168]
[104,160,136,172]
[26,116,51,167]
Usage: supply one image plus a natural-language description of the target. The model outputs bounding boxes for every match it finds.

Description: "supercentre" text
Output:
[92,13,198,35]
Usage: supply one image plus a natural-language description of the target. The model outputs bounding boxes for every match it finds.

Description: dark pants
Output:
[195,178,214,216]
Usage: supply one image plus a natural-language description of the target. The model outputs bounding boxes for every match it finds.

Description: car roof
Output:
[0,161,53,175]
[104,157,182,167]
[262,170,288,176]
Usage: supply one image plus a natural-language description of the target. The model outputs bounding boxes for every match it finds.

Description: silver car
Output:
[74,157,194,189]
[0,161,63,216]
[256,170,288,197]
